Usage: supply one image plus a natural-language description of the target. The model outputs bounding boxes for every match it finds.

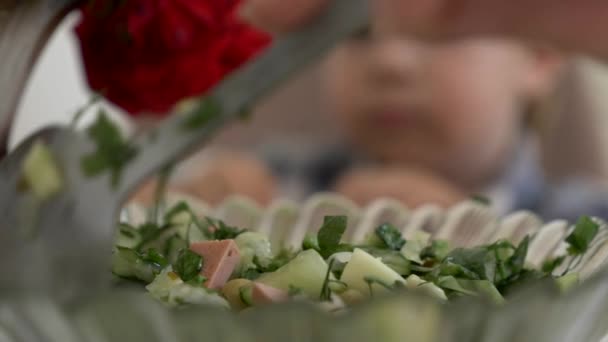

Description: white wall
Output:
[9,13,129,149]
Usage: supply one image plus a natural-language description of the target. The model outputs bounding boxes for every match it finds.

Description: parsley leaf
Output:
[302,234,320,252]
[441,247,496,281]
[420,240,450,262]
[375,224,406,250]
[542,256,566,274]
[508,236,529,275]
[140,248,169,269]
[165,201,194,222]
[81,110,137,186]
[186,274,207,287]
[317,216,350,258]
[241,268,262,280]
[205,217,247,240]
[173,249,204,282]
[134,222,173,251]
[566,216,599,255]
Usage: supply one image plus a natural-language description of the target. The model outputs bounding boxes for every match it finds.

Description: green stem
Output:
[70,93,102,128]
[561,255,581,277]
[149,163,174,224]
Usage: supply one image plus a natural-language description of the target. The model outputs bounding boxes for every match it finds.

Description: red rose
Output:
[75,0,271,116]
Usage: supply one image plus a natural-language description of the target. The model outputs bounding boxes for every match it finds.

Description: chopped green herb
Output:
[566,216,599,255]
[181,97,221,130]
[241,268,262,280]
[119,227,136,239]
[302,234,320,252]
[206,217,247,240]
[437,276,478,297]
[141,249,169,269]
[375,224,406,251]
[173,249,204,282]
[258,249,296,273]
[441,247,496,281]
[420,240,450,261]
[542,256,566,274]
[165,201,194,222]
[135,222,172,251]
[186,274,208,287]
[318,216,349,258]
[320,259,336,301]
[363,248,411,275]
[508,236,529,275]
[81,110,137,186]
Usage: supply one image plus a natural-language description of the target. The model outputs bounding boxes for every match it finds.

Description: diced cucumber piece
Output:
[112,247,156,282]
[257,249,328,298]
[222,279,253,310]
[556,273,579,293]
[187,224,208,243]
[436,276,477,296]
[115,224,142,249]
[401,231,431,264]
[137,225,180,252]
[340,248,404,296]
[404,275,447,301]
[367,249,411,275]
[165,236,188,265]
[171,211,192,239]
[239,285,254,307]
[168,211,207,243]
[457,279,505,305]
[111,247,139,278]
[22,141,63,200]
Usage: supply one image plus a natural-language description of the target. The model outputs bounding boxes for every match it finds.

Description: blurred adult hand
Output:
[241,0,608,59]
[132,152,278,207]
[333,166,466,208]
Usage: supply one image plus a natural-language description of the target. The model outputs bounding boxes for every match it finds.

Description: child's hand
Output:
[333,166,466,208]
[131,152,278,207]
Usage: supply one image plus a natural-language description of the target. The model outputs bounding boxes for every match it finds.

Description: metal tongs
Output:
[0,0,369,300]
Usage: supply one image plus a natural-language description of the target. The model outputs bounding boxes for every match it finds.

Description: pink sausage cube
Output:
[190,240,241,289]
[252,282,289,305]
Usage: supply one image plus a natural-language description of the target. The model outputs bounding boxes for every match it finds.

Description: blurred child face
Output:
[324,36,560,189]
